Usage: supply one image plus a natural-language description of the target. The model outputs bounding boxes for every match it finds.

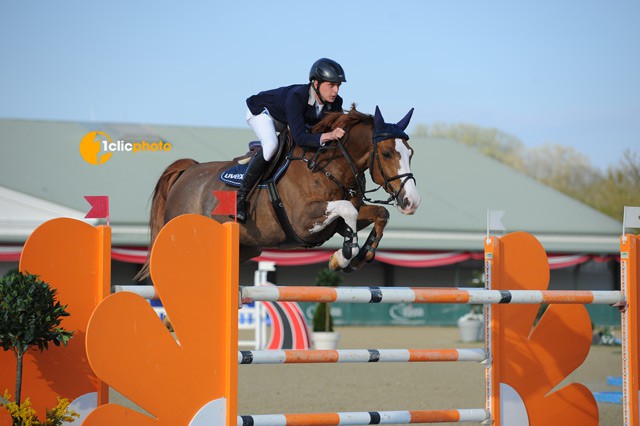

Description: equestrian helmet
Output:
[309,58,346,83]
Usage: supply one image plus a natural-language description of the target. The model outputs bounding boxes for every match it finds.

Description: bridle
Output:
[365,132,416,205]
[299,126,415,206]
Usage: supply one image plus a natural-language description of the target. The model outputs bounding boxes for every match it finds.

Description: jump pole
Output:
[238,348,487,364]
[240,286,623,305]
[10,215,636,425]
[239,231,633,426]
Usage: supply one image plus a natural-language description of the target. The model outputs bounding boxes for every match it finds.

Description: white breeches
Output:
[246,108,284,161]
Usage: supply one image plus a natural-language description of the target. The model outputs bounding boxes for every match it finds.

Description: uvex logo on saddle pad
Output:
[222,172,245,180]
[79,131,173,165]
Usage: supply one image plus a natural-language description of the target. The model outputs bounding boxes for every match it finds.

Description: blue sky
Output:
[1,1,638,170]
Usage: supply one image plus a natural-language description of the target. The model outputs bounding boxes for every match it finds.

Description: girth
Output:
[265,181,318,249]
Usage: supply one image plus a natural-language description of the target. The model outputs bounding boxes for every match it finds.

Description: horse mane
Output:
[311,103,373,133]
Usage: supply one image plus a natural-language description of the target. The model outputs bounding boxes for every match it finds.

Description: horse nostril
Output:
[398,197,410,210]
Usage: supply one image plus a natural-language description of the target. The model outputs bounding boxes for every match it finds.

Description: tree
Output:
[521,144,602,203]
[0,272,73,406]
[589,150,640,220]
[413,121,639,221]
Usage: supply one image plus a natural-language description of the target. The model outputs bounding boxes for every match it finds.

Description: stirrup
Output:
[235,198,248,223]
[236,209,247,223]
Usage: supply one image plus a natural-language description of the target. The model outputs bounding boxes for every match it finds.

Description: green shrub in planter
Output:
[0,271,73,408]
[311,268,342,332]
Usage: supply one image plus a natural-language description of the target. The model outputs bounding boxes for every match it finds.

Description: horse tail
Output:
[134,158,199,282]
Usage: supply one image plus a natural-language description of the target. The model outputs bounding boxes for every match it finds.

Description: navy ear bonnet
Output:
[372,106,414,143]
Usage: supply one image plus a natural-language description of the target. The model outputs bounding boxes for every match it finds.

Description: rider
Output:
[236,58,347,223]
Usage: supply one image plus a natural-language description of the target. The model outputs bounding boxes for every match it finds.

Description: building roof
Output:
[0,118,622,254]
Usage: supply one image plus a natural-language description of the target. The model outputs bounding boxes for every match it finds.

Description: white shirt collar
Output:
[308,85,324,117]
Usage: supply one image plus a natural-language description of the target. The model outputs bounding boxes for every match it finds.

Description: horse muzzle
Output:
[395,182,421,215]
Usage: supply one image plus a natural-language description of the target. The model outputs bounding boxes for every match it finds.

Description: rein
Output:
[291,128,360,199]
[291,126,415,205]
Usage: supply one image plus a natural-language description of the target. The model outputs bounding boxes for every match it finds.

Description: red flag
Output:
[211,190,237,219]
[84,195,110,224]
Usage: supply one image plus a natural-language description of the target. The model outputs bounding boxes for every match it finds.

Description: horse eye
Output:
[382,151,393,159]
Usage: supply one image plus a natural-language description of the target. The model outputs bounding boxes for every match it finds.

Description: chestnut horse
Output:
[134,105,420,281]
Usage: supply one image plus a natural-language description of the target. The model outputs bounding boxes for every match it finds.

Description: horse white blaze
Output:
[309,200,360,268]
[395,138,421,215]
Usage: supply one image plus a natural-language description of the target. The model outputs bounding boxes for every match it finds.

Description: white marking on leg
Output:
[331,248,351,269]
[309,201,359,267]
[309,200,359,234]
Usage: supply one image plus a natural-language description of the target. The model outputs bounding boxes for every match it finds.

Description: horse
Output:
[134,105,420,281]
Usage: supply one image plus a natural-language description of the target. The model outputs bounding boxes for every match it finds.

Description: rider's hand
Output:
[332,127,345,140]
[320,127,345,144]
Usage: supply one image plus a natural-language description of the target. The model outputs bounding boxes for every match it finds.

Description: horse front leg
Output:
[309,200,360,271]
[343,205,389,272]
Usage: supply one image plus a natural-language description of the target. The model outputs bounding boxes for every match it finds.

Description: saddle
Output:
[220,129,292,189]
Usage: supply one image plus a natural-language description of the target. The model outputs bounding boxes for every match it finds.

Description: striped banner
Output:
[238,348,486,365]
[242,286,624,305]
[238,408,489,425]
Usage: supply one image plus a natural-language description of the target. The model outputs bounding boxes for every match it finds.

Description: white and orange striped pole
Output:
[238,409,489,425]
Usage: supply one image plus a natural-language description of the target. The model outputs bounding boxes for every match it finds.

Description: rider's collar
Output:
[309,85,327,117]
[308,85,318,105]
[308,84,325,105]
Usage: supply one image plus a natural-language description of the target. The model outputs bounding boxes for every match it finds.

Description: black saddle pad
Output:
[219,155,289,188]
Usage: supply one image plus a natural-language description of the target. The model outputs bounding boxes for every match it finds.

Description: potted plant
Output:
[457,269,485,342]
[311,268,342,350]
[0,271,78,425]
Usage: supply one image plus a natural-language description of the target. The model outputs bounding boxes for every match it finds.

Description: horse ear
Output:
[374,105,386,133]
[396,108,414,131]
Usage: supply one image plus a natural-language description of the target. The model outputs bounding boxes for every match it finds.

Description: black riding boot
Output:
[236,150,269,223]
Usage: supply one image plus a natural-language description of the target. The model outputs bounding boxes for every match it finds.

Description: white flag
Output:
[624,206,640,229]
[488,210,506,232]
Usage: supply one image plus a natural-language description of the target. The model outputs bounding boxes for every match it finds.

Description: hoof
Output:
[366,251,376,263]
[328,254,342,272]
[345,257,365,273]
[343,264,356,273]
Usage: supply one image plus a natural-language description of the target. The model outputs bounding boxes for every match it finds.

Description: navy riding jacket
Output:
[246,83,343,148]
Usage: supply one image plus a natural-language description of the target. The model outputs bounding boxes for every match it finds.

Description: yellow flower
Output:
[1,390,79,425]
